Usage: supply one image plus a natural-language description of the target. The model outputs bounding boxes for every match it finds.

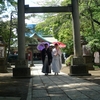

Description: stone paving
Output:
[27,64,100,100]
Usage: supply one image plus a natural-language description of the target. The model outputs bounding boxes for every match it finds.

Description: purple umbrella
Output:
[37,42,50,51]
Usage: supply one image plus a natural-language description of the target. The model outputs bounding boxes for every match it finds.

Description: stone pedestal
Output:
[13,60,31,78]
[72,57,84,65]
[83,55,94,70]
[69,64,91,76]
[13,68,30,77]
[0,58,7,73]
[69,57,91,76]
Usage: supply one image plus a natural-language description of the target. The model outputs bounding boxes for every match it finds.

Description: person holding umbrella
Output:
[41,43,52,75]
[52,43,62,75]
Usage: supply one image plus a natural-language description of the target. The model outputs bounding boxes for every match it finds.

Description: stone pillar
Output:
[69,0,91,76]
[72,0,81,58]
[13,0,31,77]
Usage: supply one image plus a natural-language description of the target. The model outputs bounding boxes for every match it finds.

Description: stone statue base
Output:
[13,59,31,78]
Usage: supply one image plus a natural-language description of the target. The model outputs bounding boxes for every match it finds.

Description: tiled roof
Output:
[30,33,58,43]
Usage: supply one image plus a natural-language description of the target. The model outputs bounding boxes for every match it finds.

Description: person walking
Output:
[41,43,52,75]
[52,43,62,75]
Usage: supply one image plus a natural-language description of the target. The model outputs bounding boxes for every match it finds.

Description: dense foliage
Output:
[0,0,17,45]
[0,0,35,47]
[35,0,100,55]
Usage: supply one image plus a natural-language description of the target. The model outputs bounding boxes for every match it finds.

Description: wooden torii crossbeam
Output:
[24,5,72,13]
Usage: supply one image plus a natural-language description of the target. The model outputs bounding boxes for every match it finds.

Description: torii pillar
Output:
[69,0,90,76]
[13,0,31,77]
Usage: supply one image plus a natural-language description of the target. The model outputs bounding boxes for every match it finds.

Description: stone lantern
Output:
[0,36,7,72]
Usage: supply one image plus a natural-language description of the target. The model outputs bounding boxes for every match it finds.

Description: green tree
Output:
[35,0,100,55]
[35,0,73,55]
[0,0,17,42]
[79,0,100,52]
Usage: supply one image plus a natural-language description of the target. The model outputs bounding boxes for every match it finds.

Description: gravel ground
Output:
[0,68,30,100]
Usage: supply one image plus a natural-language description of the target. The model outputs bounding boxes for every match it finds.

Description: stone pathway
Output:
[27,64,100,100]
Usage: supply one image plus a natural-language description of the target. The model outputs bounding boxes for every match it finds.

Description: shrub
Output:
[65,55,73,66]
[87,39,100,53]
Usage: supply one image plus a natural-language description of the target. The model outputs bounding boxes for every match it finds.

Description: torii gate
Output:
[13,0,90,77]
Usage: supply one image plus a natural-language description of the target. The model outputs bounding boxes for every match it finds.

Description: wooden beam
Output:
[24,5,72,13]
